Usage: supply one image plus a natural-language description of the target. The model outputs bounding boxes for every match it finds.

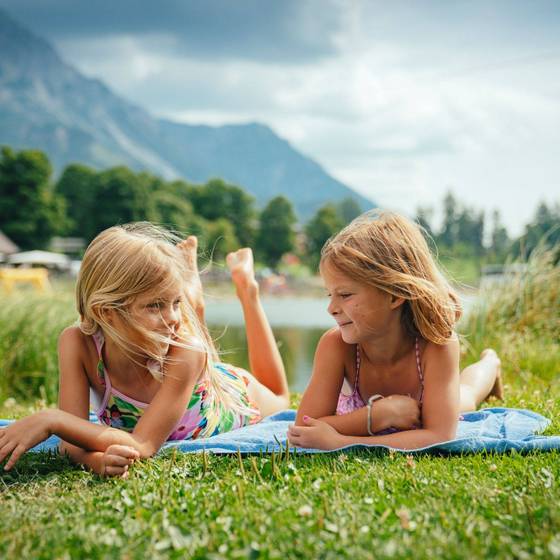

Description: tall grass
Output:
[460,248,559,384]
[0,290,77,403]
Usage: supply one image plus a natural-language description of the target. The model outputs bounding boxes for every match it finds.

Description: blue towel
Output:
[1,407,559,455]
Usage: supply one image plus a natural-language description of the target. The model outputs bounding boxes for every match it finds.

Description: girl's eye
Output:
[173,299,181,307]
[340,293,352,299]
[147,302,162,310]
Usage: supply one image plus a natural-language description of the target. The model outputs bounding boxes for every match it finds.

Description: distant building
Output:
[49,236,86,255]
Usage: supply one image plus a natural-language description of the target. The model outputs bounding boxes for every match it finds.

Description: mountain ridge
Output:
[0,7,374,218]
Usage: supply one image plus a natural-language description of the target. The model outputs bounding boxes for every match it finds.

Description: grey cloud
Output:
[0,0,343,63]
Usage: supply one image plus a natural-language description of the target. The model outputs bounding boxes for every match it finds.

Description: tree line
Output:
[415,192,560,263]
[0,146,363,269]
[1,146,557,272]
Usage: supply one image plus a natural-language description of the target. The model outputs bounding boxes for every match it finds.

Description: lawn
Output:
[1,250,559,559]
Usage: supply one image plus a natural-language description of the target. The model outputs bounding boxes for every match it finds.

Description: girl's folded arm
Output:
[56,329,204,459]
[336,338,461,449]
[60,444,105,473]
[296,327,406,435]
[129,343,205,458]
[296,329,407,434]
[0,328,137,472]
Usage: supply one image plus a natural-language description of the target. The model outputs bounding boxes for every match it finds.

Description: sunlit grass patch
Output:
[2,444,559,559]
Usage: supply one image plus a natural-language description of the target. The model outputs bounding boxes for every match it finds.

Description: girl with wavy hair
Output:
[1,223,289,475]
[289,210,502,450]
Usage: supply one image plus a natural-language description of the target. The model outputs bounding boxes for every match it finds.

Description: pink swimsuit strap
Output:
[91,330,150,409]
[352,337,425,403]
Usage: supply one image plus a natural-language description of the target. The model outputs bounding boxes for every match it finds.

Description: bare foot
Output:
[177,236,205,319]
[226,248,259,297]
[481,348,504,400]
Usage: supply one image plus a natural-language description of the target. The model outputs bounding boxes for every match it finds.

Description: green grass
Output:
[1,249,559,559]
[0,289,76,403]
[1,435,559,559]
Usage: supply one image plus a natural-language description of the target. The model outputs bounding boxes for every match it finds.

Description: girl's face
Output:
[321,261,397,344]
[126,283,184,356]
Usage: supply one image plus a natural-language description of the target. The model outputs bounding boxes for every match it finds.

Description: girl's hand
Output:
[288,416,346,450]
[379,395,421,431]
[0,410,55,471]
[99,445,140,478]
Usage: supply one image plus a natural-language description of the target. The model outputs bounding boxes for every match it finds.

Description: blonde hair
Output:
[321,210,462,345]
[77,222,255,416]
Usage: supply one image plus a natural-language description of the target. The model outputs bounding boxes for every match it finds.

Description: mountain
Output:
[0,8,374,218]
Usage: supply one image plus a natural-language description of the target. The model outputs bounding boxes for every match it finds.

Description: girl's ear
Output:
[390,295,406,310]
[96,306,115,325]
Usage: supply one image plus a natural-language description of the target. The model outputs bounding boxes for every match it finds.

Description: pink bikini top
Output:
[336,337,425,415]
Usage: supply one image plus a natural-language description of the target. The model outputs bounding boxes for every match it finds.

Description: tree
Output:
[150,181,208,238]
[90,167,159,238]
[439,191,459,247]
[202,218,240,261]
[55,163,98,239]
[489,210,510,260]
[513,201,560,258]
[456,207,485,255]
[305,204,344,271]
[0,146,67,249]
[256,196,296,268]
[188,178,257,247]
[336,197,362,224]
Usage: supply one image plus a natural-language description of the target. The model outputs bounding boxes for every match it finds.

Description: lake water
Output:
[205,297,331,392]
[206,294,475,392]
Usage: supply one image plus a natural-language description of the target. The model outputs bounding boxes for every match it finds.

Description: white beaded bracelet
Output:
[367,394,384,436]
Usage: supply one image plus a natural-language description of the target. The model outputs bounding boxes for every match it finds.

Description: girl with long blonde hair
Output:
[289,210,502,450]
[1,223,289,476]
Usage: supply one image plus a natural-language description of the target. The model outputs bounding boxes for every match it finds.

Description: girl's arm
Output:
[1,328,205,471]
[56,328,109,473]
[296,329,417,435]
[56,328,206,459]
[56,328,142,475]
[289,337,461,450]
[295,328,347,423]
[0,328,111,472]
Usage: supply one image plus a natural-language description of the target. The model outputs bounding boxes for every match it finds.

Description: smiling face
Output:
[320,260,399,344]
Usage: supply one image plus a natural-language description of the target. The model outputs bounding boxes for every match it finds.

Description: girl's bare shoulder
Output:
[421,333,460,368]
[58,325,95,357]
[57,326,100,385]
[317,327,352,359]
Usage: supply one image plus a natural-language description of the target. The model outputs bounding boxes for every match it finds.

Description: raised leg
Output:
[459,349,503,412]
[177,236,205,323]
[226,248,290,415]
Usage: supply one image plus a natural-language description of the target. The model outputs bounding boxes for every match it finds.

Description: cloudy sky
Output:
[2,0,559,234]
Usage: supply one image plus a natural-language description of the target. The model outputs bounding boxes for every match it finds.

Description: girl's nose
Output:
[327,298,338,316]
[162,306,180,329]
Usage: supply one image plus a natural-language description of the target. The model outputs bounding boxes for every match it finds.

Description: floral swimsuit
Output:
[89,331,261,440]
